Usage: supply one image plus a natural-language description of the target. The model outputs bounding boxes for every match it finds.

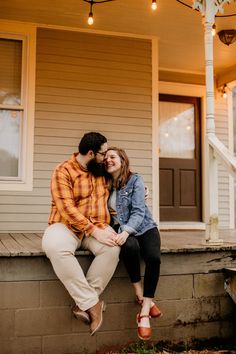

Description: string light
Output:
[212,24,216,36]
[151,0,157,10]
[88,12,94,25]
[88,1,94,25]
[83,0,159,25]
[83,0,236,26]
[222,84,228,99]
[83,0,114,26]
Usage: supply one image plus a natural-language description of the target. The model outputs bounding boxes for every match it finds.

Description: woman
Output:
[105,147,162,341]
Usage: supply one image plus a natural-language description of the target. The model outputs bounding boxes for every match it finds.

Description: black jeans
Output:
[120,227,161,298]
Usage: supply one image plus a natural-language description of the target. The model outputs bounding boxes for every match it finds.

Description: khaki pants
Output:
[42,223,120,311]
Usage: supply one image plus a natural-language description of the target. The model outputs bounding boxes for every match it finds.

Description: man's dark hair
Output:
[78,132,107,155]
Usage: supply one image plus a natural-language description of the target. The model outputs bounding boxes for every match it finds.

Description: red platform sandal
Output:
[136,314,152,341]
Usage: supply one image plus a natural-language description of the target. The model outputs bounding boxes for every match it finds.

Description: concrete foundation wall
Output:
[0,250,236,354]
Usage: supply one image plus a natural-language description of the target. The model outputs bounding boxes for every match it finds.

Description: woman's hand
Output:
[115,231,129,246]
[91,227,118,247]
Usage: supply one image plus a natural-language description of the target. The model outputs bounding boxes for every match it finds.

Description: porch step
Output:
[160,222,206,230]
[1,230,236,257]
[0,233,90,257]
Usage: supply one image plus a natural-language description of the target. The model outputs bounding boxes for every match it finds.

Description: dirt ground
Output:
[111,351,236,354]
[97,339,236,354]
[157,351,236,354]
[107,341,236,354]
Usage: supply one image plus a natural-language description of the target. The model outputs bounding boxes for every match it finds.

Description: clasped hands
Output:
[91,227,129,247]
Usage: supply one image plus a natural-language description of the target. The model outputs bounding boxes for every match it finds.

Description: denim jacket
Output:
[115,174,157,236]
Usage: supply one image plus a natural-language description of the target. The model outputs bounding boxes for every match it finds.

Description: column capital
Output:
[192,0,236,18]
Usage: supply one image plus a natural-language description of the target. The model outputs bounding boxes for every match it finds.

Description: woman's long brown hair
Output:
[106,147,132,189]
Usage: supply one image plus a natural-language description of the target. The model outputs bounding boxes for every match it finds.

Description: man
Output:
[42,132,120,336]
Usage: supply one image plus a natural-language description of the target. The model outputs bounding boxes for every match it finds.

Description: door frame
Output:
[154,81,206,229]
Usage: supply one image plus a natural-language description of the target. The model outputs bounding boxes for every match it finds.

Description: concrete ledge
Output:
[0,248,236,354]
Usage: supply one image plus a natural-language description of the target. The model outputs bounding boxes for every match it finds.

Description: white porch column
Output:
[192,0,235,243]
[204,1,222,244]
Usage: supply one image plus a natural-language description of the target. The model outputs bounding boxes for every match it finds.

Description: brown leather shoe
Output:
[73,305,90,324]
[150,303,162,318]
[87,300,105,336]
[136,314,152,341]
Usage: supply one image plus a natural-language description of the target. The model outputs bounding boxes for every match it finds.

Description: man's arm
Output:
[52,168,118,245]
[51,168,96,235]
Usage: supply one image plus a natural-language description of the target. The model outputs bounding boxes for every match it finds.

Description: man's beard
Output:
[87,158,106,177]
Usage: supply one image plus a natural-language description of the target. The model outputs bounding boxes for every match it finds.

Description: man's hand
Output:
[91,226,118,247]
[114,231,129,246]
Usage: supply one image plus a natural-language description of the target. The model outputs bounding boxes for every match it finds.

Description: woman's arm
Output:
[119,175,146,235]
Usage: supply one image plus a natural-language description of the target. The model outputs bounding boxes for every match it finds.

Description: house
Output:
[0,1,236,353]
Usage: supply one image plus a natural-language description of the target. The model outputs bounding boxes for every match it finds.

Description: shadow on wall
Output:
[0,149,18,177]
[0,93,20,177]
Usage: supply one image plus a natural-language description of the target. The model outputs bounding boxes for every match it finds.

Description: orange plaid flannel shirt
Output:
[48,153,110,239]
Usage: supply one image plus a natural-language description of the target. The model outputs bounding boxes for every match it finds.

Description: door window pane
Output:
[0,38,22,101]
[0,107,22,178]
[159,101,195,159]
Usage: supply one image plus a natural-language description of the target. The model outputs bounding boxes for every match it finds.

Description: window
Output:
[0,23,36,190]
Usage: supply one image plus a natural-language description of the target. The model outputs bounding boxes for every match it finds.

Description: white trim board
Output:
[0,19,155,40]
[160,222,206,230]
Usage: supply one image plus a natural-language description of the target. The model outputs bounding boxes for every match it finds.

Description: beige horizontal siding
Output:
[0,28,152,233]
[35,102,151,118]
[36,70,151,88]
[35,112,151,126]
[215,96,230,228]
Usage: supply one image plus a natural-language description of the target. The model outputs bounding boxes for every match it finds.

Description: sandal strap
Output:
[137,313,151,322]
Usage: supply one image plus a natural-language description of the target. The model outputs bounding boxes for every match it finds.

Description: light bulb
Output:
[151,1,157,10]
[222,84,228,99]
[212,24,216,36]
[88,11,94,25]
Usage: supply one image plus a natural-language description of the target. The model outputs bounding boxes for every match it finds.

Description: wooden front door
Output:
[159,94,201,221]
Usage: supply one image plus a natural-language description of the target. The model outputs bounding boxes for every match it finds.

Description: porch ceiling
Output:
[1,0,236,81]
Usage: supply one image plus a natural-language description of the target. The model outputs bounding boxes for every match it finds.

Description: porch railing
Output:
[208,135,236,179]
[205,135,236,244]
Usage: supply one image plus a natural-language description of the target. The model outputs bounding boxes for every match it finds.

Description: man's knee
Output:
[42,234,61,259]
[105,245,120,260]
[42,224,77,259]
